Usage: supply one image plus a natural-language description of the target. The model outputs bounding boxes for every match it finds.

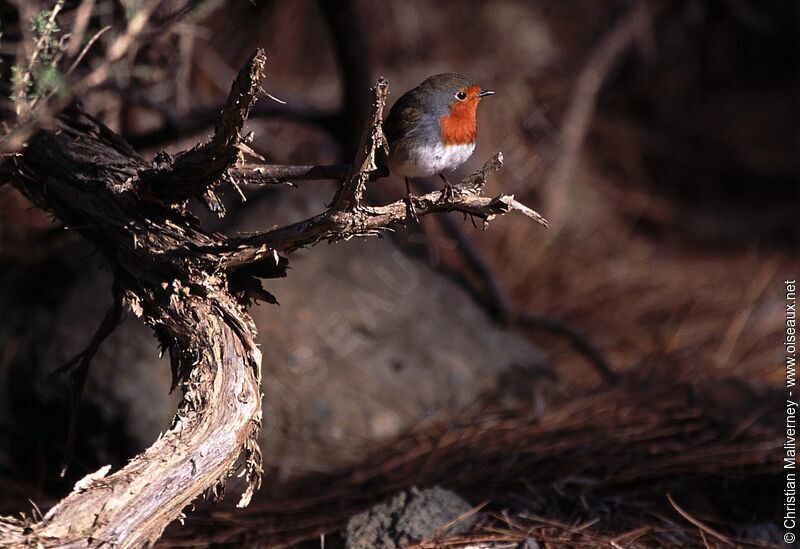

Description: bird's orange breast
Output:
[439,85,481,146]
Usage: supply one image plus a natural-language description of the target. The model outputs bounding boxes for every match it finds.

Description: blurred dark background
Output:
[0,0,797,545]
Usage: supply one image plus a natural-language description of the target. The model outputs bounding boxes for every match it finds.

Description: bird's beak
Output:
[478,89,495,98]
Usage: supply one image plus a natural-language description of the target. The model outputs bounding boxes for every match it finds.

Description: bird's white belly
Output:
[389,142,475,178]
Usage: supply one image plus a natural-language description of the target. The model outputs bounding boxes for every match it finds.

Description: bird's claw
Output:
[405,193,420,223]
[439,182,458,203]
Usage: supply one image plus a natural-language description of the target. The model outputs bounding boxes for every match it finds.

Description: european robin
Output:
[383,73,494,216]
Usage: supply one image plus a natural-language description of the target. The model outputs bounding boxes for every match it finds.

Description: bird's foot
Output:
[438,182,459,203]
[405,193,420,223]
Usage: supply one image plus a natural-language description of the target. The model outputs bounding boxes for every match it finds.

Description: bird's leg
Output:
[439,173,457,202]
[405,177,419,223]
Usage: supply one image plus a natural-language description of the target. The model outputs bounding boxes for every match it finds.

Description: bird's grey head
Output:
[414,73,493,116]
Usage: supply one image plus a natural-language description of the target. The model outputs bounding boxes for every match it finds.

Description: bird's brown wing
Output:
[384,90,440,154]
[384,89,426,145]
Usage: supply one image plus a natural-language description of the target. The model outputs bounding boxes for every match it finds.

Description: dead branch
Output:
[517,313,618,383]
[329,77,389,211]
[119,0,371,152]
[543,2,655,225]
[52,292,124,478]
[216,80,545,264]
[0,46,547,547]
[220,154,545,265]
[410,177,615,383]
[232,162,351,184]
[117,89,340,151]
[0,50,277,547]
[140,49,268,213]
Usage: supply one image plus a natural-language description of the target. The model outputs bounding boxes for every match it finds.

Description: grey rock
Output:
[236,193,544,475]
[1,191,544,478]
[346,486,476,549]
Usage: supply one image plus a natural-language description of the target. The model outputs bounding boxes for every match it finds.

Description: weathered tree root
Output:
[0,50,546,547]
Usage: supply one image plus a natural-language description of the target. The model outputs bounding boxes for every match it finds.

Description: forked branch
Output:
[141,49,269,213]
[219,80,547,264]
[223,154,545,265]
[0,50,546,547]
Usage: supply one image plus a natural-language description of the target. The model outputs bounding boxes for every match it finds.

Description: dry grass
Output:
[160,375,782,547]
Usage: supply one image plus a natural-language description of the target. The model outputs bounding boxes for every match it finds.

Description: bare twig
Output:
[66,25,111,75]
[667,493,734,545]
[425,213,614,383]
[1,0,161,155]
[544,2,654,225]
[233,163,351,185]
[141,49,269,212]
[83,0,160,88]
[231,161,612,384]
[119,91,340,150]
[65,0,96,58]
[410,177,614,383]
[220,154,546,266]
[219,79,544,266]
[435,211,515,320]
[517,312,618,384]
[329,77,389,211]
[52,293,124,477]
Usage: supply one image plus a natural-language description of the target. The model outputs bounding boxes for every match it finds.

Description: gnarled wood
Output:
[0,54,273,548]
[0,50,546,546]
[1,319,260,547]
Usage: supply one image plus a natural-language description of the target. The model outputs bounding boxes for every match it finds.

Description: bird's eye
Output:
[455,91,467,101]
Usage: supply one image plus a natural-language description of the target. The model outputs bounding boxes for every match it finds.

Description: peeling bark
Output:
[0,50,546,547]
[1,53,274,548]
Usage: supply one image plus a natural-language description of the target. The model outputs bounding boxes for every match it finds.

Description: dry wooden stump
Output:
[0,50,546,547]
